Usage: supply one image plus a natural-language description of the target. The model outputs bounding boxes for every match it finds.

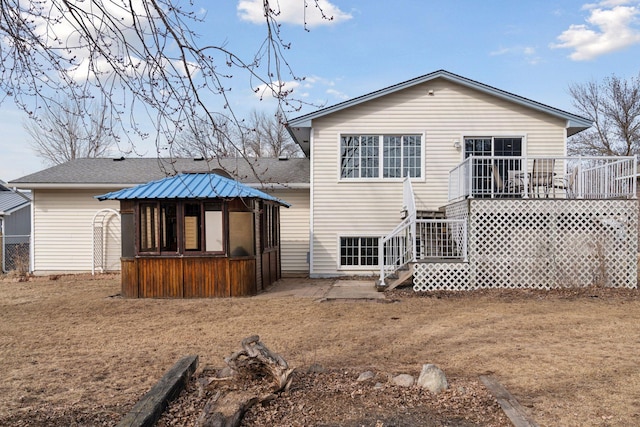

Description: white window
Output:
[340,134,422,179]
[340,236,379,267]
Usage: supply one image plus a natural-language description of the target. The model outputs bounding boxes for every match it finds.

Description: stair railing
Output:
[378,177,417,286]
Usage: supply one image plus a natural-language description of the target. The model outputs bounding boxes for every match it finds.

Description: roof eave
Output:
[566,119,594,137]
[7,182,140,190]
[0,200,30,215]
[286,125,311,157]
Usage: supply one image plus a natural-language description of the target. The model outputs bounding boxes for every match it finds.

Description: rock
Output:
[373,382,384,390]
[307,363,326,374]
[417,364,448,393]
[357,371,375,382]
[217,366,235,378]
[392,374,415,387]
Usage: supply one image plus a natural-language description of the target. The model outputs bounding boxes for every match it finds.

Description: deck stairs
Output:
[379,264,413,291]
[377,178,468,291]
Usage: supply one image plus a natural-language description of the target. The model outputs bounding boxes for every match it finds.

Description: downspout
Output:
[309,129,315,277]
[1,216,4,273]
[29,193,34,274]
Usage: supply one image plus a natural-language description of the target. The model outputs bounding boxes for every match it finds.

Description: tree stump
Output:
[197,336,294,427]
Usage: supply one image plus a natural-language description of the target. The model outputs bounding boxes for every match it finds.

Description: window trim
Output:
[337,132,426,182]
[457,133,528,161]
[337,235,381,271]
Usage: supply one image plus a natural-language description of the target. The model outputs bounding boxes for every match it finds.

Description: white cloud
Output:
[237,0,352,27]
[253,80,302,100]
[326,88,349,100]
[551,2,640,60]
[583,0,636,10]
[489,46,541,64]
[23,0,163,83]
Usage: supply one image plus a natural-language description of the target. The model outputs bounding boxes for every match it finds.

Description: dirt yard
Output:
[1,274,640,426]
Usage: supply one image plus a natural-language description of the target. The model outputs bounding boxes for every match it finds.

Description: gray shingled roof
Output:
[0,183,31,215]
[10,157,309,188]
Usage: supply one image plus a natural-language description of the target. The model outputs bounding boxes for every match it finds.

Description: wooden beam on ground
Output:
[116,355,199,427]
[480,375,539,427]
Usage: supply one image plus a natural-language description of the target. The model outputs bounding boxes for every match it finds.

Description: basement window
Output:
[340,236,379,267]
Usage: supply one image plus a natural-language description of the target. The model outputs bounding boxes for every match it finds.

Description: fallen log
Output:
[197,336,294,427]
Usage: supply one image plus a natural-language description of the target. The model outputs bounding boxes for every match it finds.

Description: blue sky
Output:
[2,0,640,181]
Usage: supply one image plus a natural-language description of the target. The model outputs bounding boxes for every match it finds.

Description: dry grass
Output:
[1,274,640,426]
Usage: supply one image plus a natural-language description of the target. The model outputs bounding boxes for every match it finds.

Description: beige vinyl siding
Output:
[268,188,310,275]
[310,78,569,276]
[32,189,121,273]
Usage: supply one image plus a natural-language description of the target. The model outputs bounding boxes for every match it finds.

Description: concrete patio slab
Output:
[255,278,385,301]
[322,279,385,301]
[254,278,333,299]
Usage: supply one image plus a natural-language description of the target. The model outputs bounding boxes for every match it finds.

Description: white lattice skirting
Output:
[413,199,638,291]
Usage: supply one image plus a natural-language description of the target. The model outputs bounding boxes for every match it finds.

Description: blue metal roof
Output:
[95,173,290,207]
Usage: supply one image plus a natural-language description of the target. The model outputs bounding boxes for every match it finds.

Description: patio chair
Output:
[530,158,555,198]
[563,167,578,199]
[491,163,523,197]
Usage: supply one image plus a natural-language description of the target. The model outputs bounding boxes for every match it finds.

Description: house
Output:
[10,69,637,290]
[0,180,31,272]
[96,173,290,297]
[9,158,309,276]
[286,69,637,289]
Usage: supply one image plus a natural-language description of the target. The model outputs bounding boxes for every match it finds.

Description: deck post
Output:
[522,155,529,199]
[378,236,385,286]
[634,155,638,198]
[468,156,474,199]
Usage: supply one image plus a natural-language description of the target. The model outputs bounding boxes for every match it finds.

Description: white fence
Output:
[449,156,637,201]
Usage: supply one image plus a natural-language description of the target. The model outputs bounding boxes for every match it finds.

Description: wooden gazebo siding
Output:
[121,256,265,298]
[261,249,280,289]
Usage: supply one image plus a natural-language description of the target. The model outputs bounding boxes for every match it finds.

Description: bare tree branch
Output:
[24,98,115,165]
[0,0,324,178]
[568,73,640,156]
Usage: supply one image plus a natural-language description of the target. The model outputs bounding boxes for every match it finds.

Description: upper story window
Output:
[340,134,422,179]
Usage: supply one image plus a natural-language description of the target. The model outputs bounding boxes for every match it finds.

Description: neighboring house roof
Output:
[0,181,31,216]
[96,173,291,207]
[9,157,309,190]
[287,69,594,156]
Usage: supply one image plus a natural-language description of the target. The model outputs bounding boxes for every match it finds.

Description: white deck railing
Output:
[378,218,468,286]
[449,155,637,201]
[416,219,468,261]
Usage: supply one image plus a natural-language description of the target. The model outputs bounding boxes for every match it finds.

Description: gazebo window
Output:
[140,203,158,252]
[161,203,177,252]
[184,203,202,251]
[204,202,224,252]
[261,203,279,250]
[229,211,255,257]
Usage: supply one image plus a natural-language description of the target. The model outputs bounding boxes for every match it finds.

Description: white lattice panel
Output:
[445,200,469,222]
[412,199,637,291]
[413,262,472,292]
[469,199,637,289]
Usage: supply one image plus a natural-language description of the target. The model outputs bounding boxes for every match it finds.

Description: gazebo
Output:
[97,173,289,298]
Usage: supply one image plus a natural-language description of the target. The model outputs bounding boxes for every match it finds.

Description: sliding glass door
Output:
[464,137,522,197]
